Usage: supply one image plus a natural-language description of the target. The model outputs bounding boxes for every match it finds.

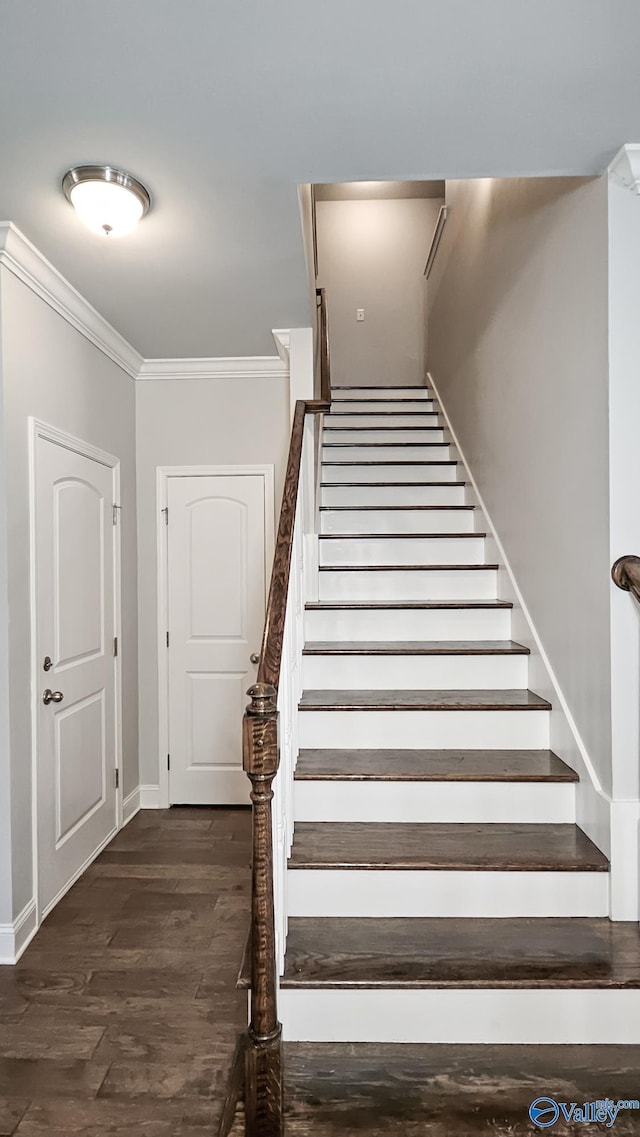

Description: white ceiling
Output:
[0,0,638,359]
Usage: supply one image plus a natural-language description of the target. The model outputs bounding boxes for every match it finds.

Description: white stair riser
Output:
[321,485,466,506]
[323,446,450,461]
[334,402,438,416]
[336,402,436,416]
[332,388,432,400]
[320,509,475,534]
[302,653,528,690]
[293,780,575,824]
[298,709,550,750]
[319,536,486,567]
[286,868,608,918]
[327,414,441,428]
[322,464,458,483]
[319,568,498,602]
[304,607,512,641]
[279,988,636,1044]
[324,429,445,444]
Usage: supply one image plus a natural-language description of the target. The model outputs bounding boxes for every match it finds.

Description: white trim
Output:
[0,222,142,378]
[122,786,141,826]
[608,144,640,195]
[156,464,276,807]
[140,784,162,809]
[272,330,291,365]
[28,419,123,929]
[427,371,612,855]
[137,356,287,382]
[0,898,38,965]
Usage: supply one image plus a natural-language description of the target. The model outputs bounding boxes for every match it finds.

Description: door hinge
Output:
[112,504,122,525]
[166,631,169,648]
[167,754,171,770]
[114,768,119,789]
[113,636,118,657]
[161,507,168,525]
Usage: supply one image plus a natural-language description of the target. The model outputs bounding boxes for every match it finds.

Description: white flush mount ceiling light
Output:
[62,165,150,237]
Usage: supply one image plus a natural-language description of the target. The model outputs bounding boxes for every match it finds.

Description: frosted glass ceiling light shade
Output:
[62,165,150,237]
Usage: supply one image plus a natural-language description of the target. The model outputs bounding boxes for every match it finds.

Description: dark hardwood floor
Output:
[0,807,252,1136]
[278,1043,640,1136]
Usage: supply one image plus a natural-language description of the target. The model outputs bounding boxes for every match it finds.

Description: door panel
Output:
[167,475,266,804]
[35,434,117,915]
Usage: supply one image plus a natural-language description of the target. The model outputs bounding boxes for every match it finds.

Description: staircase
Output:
[272,381,640,1047]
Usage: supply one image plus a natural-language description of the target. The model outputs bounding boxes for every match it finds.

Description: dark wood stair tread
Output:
[323,442,450,447]
[289,823,608,871]
[295,748,577,782]
[280,1042,640,1135]
[320,503,474,510]
[281,917,638,988]
[332,396,435,402]
[302,640,529,656]
[305,600,513,610]
[299,689,550,711]
[320,479,466,486]
[324,425,443,432]
[319,564,499,572]
[318,532,486,540]
[332,385,431,390]
[322,460,458,466]
[329,409,436,415]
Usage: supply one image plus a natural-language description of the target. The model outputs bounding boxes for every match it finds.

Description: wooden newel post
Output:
[243,682,284,1137]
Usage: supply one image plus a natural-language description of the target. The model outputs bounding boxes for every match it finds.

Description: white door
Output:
[167,474,267,804]
[34,432,118,915]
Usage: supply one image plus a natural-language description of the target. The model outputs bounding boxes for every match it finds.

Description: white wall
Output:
[0,267,138,922]
[607,173,640,916]
[0,268,14,928]
[428,176,611,801]
[135,376,290,794]
[316,198,442,387]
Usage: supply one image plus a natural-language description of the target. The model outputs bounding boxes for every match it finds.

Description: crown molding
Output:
[0,223,291,383]
[0,222,143,378]
[608,144,640,194]
[137,356,288,381]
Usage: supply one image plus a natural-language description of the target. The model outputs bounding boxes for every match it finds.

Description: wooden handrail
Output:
[257,400,307,689]
[234,293,332,1136]
[612,555,640,606]
[238,391,328,1136]
[316,287,331,407]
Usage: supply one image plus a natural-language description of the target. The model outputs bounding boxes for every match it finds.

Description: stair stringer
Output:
[426,370,631,913]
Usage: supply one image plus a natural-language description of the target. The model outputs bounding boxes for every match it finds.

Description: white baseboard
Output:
[140,784,162,809]
[428,371,616,872]
[122,786,141,826]
[0,898,37,965]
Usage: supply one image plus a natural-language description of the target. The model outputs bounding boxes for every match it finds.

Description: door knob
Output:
[250,653,259,665]
[43,689,64,705]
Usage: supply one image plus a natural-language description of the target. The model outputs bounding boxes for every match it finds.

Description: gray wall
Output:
[135,376,290,792]
[0,267,138,920]
[316,197,442,387]
[428,176,611,791]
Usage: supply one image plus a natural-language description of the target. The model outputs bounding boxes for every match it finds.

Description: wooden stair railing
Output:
[316,287,331,408]
[226,299,331,1137]
[612,555,640,605]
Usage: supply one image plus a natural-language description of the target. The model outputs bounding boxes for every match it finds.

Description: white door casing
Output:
[159,467,274,806]
[31,422,121,918]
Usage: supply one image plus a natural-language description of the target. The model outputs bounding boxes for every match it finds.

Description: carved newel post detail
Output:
[243,682,284,1137]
